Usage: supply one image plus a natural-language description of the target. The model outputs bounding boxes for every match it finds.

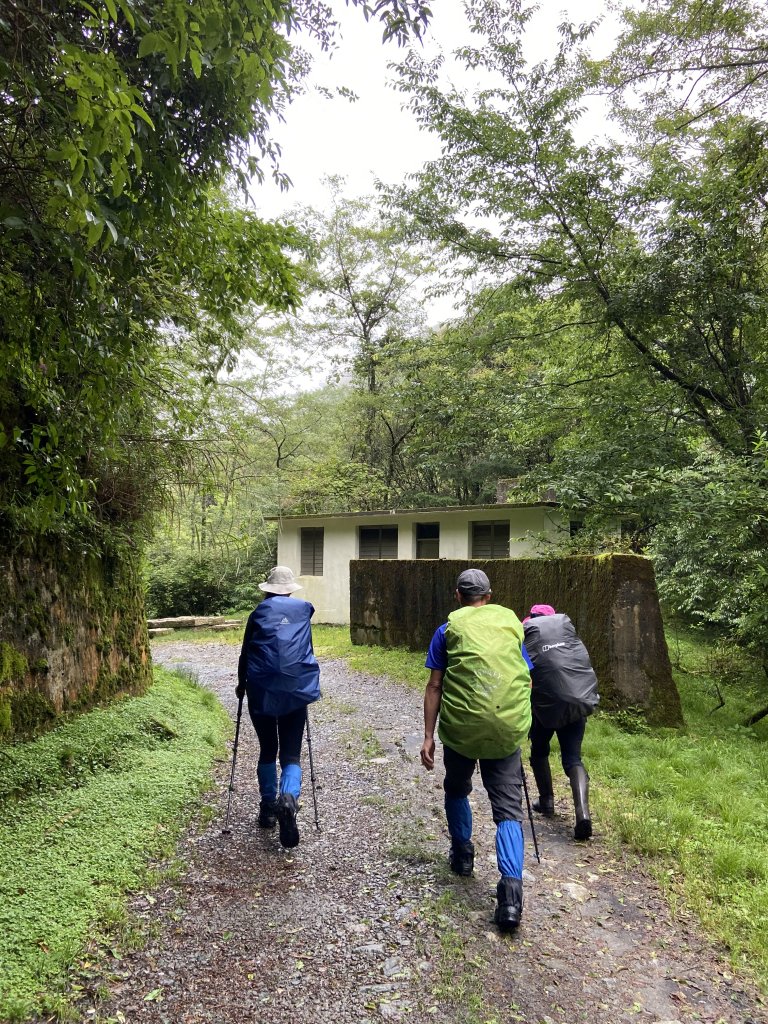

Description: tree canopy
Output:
[0,0,431,544]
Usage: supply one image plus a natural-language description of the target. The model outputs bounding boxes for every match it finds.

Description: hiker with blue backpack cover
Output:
[235,566,321,849]
[421,568,533,932]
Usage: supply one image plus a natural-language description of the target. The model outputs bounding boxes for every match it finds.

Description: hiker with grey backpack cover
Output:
[522,605,599,840]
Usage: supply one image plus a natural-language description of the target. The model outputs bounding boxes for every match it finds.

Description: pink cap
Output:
[529,603,556,617]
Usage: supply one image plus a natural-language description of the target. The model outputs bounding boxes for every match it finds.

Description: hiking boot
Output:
[567,764,592,840]
[530,756,555,817]
[258,799,278,829]
[277,793,300,848]
[448,839,475,877]
[494,876,523,932]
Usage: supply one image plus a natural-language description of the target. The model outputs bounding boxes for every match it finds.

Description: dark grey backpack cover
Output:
[523,614,599,729]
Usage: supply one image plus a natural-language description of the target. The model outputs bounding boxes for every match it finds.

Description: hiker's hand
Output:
[235,683,245,700]
[420,738,435,771]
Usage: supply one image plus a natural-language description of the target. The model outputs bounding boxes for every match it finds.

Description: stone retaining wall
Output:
[0,542,150,741]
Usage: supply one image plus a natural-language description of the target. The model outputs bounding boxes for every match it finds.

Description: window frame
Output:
[300,527,324,576]
[470,520,510,559]
[358,525,399,559]
[415,522,440,559]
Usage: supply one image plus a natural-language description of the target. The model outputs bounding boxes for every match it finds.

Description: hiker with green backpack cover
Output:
[421,569,533,931]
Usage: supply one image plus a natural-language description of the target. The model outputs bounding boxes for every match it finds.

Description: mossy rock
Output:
[9,690,57,737]
[0,643,28,685]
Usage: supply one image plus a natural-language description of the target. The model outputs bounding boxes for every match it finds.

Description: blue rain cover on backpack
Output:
[523,613,599,729]
[245,596,321,716]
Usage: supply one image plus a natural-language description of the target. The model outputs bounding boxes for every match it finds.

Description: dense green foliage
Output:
[0,0,432,545]
[145,541,272,616]
[272,183,438,496]
[0,0,435,718]
[0,667,230,1021]
[585,630,768,985]
[392,1,767,455]
[0,0,308,543]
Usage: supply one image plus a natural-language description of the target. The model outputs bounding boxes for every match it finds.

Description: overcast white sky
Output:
[249,0,469,219]
[250,0,617,223]
[238,0,618,355]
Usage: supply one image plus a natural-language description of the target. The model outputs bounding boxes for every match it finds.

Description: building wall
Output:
[437,506,566,558]
[278,518,357,623]
[276,506,568,624]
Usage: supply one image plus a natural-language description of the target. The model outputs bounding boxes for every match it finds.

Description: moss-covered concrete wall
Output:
[0,542,151,741]
[350,555,682,727]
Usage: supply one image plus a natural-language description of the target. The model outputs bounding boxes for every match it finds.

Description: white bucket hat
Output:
[259,565,303,595]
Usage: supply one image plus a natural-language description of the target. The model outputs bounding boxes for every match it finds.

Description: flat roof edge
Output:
[265,501,560,522]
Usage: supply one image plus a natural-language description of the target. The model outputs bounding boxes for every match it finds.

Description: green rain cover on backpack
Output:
[438,604,532,760]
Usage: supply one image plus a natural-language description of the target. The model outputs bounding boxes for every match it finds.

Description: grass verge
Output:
[584,628,768,990]
[312,625,427,689]
[0,667,230,1022]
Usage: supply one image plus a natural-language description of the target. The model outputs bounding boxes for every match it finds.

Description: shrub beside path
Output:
[90,642,766,1024]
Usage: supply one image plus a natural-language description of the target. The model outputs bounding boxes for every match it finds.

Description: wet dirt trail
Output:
[90,642,766,1024]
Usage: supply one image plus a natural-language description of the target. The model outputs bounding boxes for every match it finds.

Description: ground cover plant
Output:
[584,629,768,989]
[0,667,230,1022]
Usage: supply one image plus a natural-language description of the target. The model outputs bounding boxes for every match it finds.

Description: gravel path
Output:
[88,642,766,1024]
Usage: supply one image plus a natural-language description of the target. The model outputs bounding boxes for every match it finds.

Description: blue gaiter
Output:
[257,762,278,803]
[445,796,473,843]
[496,820,524,878]
[280,762,302,799]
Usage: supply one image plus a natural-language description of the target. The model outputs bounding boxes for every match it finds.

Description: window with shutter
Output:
[359,526,398,559]
[300,528,324,575]
[470,521,509,558]
[416,522,440,558]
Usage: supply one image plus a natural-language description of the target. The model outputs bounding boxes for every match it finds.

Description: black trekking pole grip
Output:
[520,765,541,864]
[222,694,244,835]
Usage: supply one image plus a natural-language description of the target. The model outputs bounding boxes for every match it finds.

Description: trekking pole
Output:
[520,765,541,864]
[305,708,321,831]
[221,694,244,836]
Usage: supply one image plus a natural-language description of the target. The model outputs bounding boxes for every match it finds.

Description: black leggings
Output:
[529,715,586,773]
[249,705,306,767]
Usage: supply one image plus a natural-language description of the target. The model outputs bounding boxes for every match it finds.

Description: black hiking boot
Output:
[277,793,300,848]
[448,839,475,877]
[567,764,592,840]
[530,756,555,817]
[258,799,278,829]
[494,876,523,932]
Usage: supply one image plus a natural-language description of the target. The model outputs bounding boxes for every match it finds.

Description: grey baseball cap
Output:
[456,568,491,595]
